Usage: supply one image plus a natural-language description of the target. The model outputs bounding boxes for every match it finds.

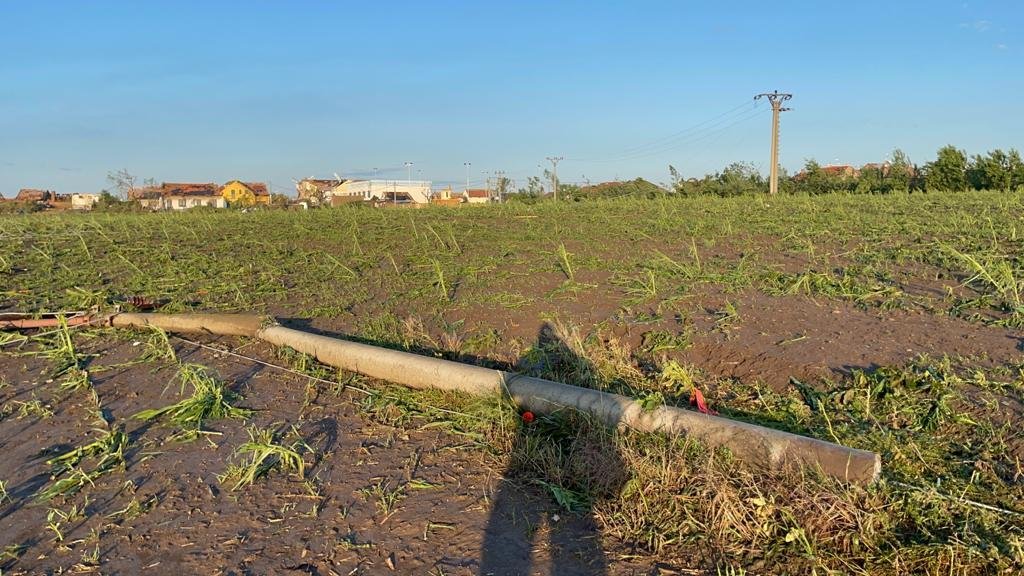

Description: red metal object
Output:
[0,313,96,330]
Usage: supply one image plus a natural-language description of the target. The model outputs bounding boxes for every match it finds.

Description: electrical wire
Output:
[571,103,768,164]
[591,99,755,157]
[566,100,764,163]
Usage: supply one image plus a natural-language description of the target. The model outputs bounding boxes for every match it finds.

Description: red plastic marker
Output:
[521,411,535,424]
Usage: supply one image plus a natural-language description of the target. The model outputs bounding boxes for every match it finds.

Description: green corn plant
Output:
[38,427,128,501]
[947,245,1022,309]
[140,326,177,363]
[133,364,250,437]
[226,425,307,490]
[430,259,449,301]
[556,242,575,282]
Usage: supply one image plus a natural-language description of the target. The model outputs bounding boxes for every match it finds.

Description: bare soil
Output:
[0,336,659,576]
[3,236,1023,575]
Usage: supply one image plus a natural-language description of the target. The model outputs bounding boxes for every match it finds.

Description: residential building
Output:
[137,183,226,210]
[70,194,100,210]
[820,165,857,178]
[462,188,492,204]
[15,189,56,203]
[221,180,270,206]
[431,186,464,206]
[296,178,342,203]
[331,180,432,204]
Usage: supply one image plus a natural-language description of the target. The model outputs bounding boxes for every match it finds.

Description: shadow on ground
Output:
[480,323,627,575]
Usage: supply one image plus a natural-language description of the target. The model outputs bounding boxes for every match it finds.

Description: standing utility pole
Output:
[463,162,471,191]
[494,170,506,202]
[754,91,792,195]
[546,156,563,201]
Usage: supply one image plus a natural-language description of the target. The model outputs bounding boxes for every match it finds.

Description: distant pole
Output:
[754,91,792,195]
[494,170,505,202]
[464,162,471,191]
[404,161,413,184]
[546,156,563,201]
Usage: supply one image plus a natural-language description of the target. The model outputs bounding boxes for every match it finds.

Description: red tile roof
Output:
[156,183,220,197]
[243,182,269,196]
[16,189,54,202]
[464,189,490,198]
[299,179,338,188]
[821,165,855,176]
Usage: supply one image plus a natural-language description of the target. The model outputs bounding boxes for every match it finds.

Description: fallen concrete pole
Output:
[110,312,265,337]
[107,312,881,484]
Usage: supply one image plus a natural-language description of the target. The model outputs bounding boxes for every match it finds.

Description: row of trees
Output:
[666,146,1024,197]
[505,145,1023,202]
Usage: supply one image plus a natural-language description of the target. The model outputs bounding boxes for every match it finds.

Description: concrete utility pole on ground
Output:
[546,156,563,201]
[754,91,792,195]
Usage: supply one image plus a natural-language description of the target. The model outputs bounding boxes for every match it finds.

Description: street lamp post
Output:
[404,162,413,184]
[464,162,471,191]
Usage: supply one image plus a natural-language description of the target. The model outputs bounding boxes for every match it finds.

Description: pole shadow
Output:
[479,323,627,576]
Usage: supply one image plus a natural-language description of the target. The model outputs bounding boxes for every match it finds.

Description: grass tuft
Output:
[133,363,250,438]
[38,427,128,501]
[222,425,307,490]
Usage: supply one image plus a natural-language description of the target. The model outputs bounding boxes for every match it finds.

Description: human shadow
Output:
[479,323,627,576]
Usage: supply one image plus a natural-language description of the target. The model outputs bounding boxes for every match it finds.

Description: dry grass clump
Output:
[507,412,1022,574]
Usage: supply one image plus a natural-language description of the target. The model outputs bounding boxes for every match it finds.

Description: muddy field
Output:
[2,192,1024,574]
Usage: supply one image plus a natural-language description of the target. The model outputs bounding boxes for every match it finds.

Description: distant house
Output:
[431,186,464,206]
[70,194,100,210]
[820,165,857,178]
[860,162,916,178]
[296,178,342,203]
[221,180,271,206]
[462,188,492,204]
[137,183,226,210]
[332,180,433,204]
[15,189,56,203]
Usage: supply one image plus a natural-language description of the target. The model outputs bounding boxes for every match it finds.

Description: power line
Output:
[568,100,763,163]
[603,100,754,156]
[605,106,768,163]
[569,102,767,164]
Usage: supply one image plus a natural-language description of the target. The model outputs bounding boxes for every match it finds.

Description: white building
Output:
[462,189,493,204]
[71,194,100,210]
[331,180,432,204]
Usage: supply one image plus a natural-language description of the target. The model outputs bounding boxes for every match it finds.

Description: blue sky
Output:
[1,1,1021,195]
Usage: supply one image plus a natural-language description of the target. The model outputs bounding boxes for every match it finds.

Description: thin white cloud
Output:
[960,19,992,32]
[996,43,1008,50]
